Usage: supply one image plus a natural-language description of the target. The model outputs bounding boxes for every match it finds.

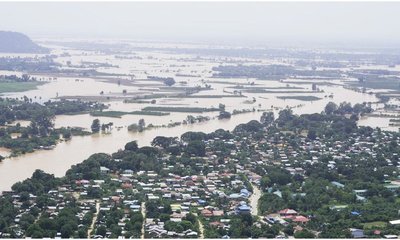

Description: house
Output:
[351,211,361,216]
[240,189,250,198]
[229,193,242,199]
[236,204,251,214]
[384,235,398,239]
[292,215,309,224]
[331,181,345,188]
[123,169,134,175]
[210,221,224,228]
[213,210,224,217]
[170,204,181,212]
[350,228,365,238]
[279,208,298,218]
[389,219,400,225]
[100,166,110,174]
[201,209,213,217]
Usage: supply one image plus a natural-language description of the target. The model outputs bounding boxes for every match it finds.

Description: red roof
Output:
[279,208,298,215]
[122,183,132,189]
[210,221,224,227]
[201,209,213,217]
[292,215,309,223]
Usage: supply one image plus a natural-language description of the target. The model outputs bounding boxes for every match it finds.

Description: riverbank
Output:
[0,111,264,191]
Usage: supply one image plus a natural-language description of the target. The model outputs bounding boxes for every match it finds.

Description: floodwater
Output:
[0,41,388,191]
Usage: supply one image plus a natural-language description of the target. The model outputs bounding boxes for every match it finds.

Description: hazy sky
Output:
[1,2,399,47]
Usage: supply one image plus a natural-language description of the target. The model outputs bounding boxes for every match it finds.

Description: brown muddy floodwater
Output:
[0,43,384,191]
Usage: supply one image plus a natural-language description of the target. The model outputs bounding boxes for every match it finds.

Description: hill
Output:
[0,31,48,53]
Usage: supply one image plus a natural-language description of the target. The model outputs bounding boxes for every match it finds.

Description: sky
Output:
[0,1,399,48]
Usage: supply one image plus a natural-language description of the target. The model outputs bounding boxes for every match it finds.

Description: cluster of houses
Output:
[3,123,400,238]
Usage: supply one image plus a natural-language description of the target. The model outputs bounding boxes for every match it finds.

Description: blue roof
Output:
[238,205,251,211]
[240,189,249,194]
[229,193,242,199]
[351,211,361,216]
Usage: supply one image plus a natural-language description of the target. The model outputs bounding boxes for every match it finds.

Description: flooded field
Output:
[0,41,392,191]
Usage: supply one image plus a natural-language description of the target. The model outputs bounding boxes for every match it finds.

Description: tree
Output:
[62,130,72,140]
[181,131,207,142]
[125,141,138,151]
[26,224,44,238]
[307,129,317,140]
[163,78,176,87]
[294,229,315,238]
[186,115,196,124]
[60,223,75,238]
[278,109,294,123]
[31,109,55,136]
[325,102,338,115]
[218,111,231,119]
[260,112,274,125]
[21,74,31,82]
[234,120,263,133]
[185,140,206,156]
[151,136,176,149]
[159,213,171,222]
[184,213,197,225]
[312,83,317,91]
[138,119,145,132]
[91,119,100,133]
[96,225,107,237]
[128,123,139,132]
[260,176,271,189]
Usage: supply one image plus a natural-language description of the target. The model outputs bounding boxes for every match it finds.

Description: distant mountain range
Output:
[0,31,48,53]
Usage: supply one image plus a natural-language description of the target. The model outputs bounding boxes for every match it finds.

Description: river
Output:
[0,41,387,191]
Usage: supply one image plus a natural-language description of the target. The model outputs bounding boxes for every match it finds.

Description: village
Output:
[2,102,400,239]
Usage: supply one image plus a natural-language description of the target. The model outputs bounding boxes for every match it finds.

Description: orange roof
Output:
[292,215,309,222]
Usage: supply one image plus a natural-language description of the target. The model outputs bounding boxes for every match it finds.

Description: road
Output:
[141,202,146,239]
[249,183,262,216]
[198,219,205,239]
[87,201,100,238]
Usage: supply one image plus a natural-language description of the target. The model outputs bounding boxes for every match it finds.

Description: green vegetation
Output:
[0,81,45,93]
[0,57,59,72]
[0,74,46,93]
[245,89,316,94]
[128,119,146,132]
[90,110,169,118]
[276,96,322,101]
[0,98,106,155]
[212,64,342,79]
[347,70,400,90]
[142,106,220,113]
[91,119,100,133]
[0,98,106,125]
[2,101,400,238]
